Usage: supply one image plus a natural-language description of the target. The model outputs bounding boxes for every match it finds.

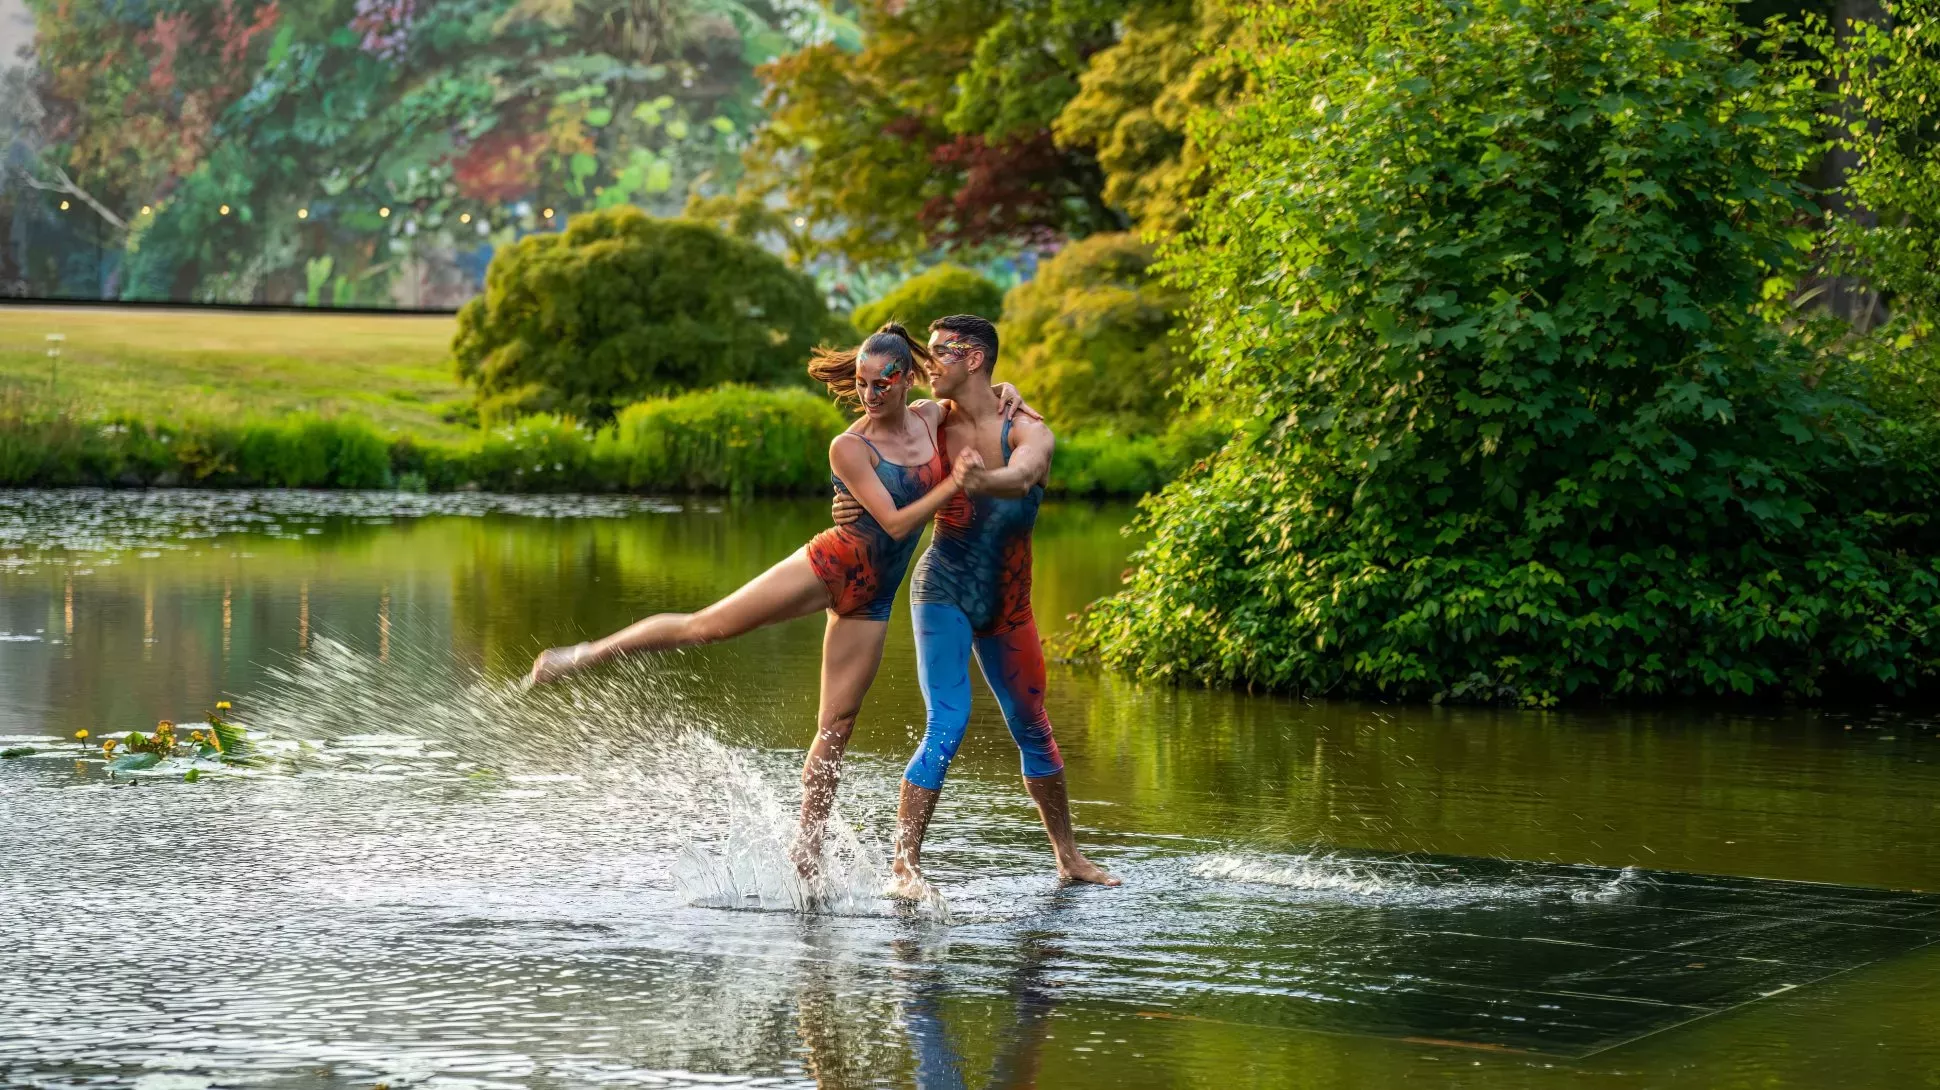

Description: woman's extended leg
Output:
[792,614,890,878]
[528,547,830,685]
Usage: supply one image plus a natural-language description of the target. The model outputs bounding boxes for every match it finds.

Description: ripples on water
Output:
[0,488,681,568]
[7,490,1940,1088]
[5,636,1722,1088]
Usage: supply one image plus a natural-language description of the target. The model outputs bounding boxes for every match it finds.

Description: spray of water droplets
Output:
[242,637,942,918]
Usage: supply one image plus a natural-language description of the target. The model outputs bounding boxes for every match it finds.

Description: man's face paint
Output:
[927,337,975,395]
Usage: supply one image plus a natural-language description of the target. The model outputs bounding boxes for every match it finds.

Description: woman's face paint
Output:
[856,353,907,414]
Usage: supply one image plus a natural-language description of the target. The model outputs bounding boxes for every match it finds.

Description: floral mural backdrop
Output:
[0,0,854,307]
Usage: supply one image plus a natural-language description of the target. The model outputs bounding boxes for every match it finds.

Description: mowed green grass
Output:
[0,307,468,438]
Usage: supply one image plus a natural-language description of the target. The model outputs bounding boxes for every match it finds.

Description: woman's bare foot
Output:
[526,643,591,687]
[789,834,824,884]
[1059,853,1121,887]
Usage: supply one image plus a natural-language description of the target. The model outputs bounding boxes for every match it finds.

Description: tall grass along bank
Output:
[0,385,1187,497]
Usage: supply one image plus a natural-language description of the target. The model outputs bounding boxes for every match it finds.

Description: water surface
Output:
[4,490,1939,1089]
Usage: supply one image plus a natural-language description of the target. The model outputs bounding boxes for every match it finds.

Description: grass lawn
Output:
[0,307,467,438]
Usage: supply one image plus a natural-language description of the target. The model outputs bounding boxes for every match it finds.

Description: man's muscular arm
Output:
[955,416,1053,498]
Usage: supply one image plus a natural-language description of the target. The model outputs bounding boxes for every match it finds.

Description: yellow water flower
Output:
[215,701,232,712]
[74,729,89,740]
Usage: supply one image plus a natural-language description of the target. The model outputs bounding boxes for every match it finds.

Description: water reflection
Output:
[5,490,1940,1089]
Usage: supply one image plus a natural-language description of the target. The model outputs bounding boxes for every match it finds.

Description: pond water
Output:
[4,489,1940,1089]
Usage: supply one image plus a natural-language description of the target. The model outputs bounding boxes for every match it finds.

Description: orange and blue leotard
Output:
[805,417,947,621]
[904,411,1062,790]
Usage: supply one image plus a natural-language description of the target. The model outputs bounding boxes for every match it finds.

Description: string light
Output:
[219,204,231,215]
[542,207,554,219]
[297,208,309,219]
[59,200,69,211]
[379,207,391,218]
[140,205,152,215]
[459,213,471,224]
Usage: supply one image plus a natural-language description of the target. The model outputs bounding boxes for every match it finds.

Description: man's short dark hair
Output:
[930,314,999,375]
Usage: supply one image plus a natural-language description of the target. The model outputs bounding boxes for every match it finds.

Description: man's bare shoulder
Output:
[1009,409,1053,445]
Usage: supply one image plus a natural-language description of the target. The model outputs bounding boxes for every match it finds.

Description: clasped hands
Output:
[830,448,989,526]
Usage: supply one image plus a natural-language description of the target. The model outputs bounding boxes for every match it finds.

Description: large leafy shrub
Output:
[1079,0,1940,702]
[1000,231,1187,433]
[452,208,827,423]
[851,264,1005,337]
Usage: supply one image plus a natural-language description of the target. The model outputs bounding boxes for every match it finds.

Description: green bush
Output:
[452,207,828,423]
[851,264,1005,337]
[1047,430,1169,496]
[597,384,845,494]
[1080,0,1940,703]
[1001,232,1187,434]
[1046,417,1229,496]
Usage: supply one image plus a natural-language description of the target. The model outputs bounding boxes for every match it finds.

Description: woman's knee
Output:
[817,707,861,746]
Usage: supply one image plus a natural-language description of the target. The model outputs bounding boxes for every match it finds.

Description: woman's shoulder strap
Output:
[835,427,883,463]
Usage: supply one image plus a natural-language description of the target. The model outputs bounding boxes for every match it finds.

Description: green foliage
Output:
[13,0,834,305]
[736,0,1126,261]
[1822,1,1940,407]
[946,0,1128,141]
[452,208,827,422]
[595,384,844,493]
[1000,232,1186,432]
[0,408,393,489]
[1081,0,1940,702]
[0,385,905,495]
[1052,0,1244,238]
[1045,416,1228,495]
[852,265,1005,337]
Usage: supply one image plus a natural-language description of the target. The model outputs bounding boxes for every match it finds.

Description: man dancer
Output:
[838,314,1117,896]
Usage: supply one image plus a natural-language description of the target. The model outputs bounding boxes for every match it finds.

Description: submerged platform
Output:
[1014,853,1940,1057]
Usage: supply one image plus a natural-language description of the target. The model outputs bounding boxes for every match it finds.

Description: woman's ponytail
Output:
[808,321,935,411]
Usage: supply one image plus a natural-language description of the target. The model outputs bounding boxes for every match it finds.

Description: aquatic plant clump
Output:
[97,703,254,780]
[1080,0,1940,702]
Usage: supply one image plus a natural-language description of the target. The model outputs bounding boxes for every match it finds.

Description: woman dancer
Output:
[527,323,1021,875]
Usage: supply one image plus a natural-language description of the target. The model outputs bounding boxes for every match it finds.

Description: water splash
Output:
[1191,853,1396,898]
[663,734,947,920]
[245,638,938,918]
[1572,864,1651,903]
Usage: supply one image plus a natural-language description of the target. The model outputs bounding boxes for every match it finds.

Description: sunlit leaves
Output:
[1080,0,1940,702]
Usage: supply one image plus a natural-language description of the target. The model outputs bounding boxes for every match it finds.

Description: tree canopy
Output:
[999,232,1186,433]
[3,0,846,303]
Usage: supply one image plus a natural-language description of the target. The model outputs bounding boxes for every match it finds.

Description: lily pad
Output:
[108,752,162,771]
[1,746,34,759]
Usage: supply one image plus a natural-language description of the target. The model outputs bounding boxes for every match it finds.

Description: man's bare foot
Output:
[885,863,929,902]
[1059,854,1121,887]
[525,643,590,687]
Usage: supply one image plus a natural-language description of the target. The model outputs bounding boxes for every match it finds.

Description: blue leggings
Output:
[905,601,1063,791]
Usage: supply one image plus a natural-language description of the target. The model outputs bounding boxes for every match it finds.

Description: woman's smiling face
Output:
[855,352,908,417]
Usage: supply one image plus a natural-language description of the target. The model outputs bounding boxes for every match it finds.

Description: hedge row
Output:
[0,385,1203,497]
